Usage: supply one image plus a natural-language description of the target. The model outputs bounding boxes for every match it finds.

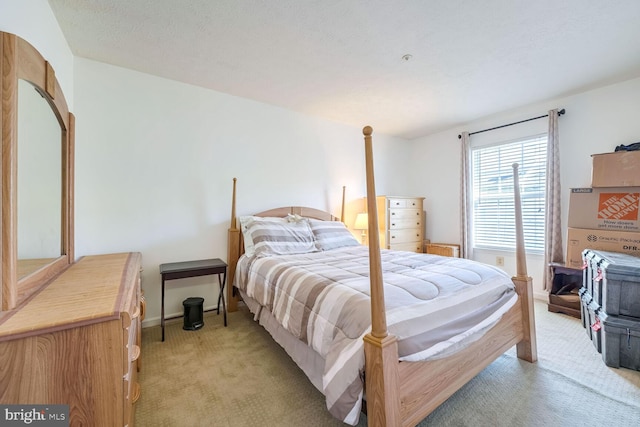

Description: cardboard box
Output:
[568,187,640,231]
[592,151,640,187]
[566,227,640,268]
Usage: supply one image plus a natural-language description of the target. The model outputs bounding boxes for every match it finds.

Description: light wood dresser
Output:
[376,196,425,252]
[0,252,144,427]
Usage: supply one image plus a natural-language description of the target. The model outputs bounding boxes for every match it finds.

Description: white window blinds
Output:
[472,135,547,253]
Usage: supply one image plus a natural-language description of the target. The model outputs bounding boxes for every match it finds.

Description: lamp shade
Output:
[354,213,369,230]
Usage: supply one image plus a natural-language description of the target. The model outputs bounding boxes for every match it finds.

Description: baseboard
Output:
[533,290,548,302]
[142,304,222,328]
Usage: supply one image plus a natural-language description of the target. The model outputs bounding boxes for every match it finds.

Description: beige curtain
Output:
[543,109,563,291]
[460,132,473,259]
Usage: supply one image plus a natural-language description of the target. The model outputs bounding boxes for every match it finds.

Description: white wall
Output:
[408,77,640,298]
[73,58,410,325]
[0,0,74,109]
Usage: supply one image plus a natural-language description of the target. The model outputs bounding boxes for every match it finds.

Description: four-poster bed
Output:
[226,127,537,426]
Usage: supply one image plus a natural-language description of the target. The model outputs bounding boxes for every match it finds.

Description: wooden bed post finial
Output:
[227,177,240,312]
[341,185,346,223]
[511,164,528,280]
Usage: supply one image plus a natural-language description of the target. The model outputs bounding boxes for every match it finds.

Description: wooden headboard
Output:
[252,206,339,221]
[225,179,345,311]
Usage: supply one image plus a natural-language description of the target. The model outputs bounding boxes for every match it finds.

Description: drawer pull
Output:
[130,345,141,362]
[140,296,146,321]
[131,383,141,404]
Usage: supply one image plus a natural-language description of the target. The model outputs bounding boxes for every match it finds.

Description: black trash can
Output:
[183,297,204,330]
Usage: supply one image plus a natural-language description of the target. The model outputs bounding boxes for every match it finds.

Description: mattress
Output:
[234,246,517,425]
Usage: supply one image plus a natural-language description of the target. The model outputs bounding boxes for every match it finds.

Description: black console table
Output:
[159,258,227,341]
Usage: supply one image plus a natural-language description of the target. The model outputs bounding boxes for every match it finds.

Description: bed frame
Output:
[226,126,537,427]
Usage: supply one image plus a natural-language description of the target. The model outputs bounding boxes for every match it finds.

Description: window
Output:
[472,135,547,253]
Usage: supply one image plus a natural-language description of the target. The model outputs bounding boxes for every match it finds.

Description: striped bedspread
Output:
[234,246,517,425]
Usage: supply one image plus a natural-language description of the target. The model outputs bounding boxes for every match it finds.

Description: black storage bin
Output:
[183,297,204,330]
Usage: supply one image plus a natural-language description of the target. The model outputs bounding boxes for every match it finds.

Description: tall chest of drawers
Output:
[0,252,144,427]
[376,196,425,252]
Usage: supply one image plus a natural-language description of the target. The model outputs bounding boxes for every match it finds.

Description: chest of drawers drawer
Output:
[387,228,422,244]
[387,198,422,209]
[388,209,422,228]
[389,242,423,252]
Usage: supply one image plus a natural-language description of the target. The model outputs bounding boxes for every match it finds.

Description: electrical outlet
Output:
[496,256,505,266]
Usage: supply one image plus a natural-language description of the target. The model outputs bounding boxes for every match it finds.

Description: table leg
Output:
[216,275,221,315]
[223,270,227,326]
[161,277,165,342]
[217,271,227,327]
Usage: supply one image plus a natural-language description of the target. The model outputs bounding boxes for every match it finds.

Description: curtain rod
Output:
[458,108,565,139]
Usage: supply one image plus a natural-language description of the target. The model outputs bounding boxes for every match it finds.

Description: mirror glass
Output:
[17,79,62,279]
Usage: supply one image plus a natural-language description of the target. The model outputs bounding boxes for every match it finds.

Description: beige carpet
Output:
[136,302,640,426]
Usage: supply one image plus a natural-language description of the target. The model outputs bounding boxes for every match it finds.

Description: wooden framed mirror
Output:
[0,31,74,311]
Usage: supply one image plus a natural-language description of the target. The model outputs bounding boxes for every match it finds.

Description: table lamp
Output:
[354,212,369,244]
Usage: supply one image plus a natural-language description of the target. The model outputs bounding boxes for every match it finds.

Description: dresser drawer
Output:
[388,208,421,220]
[388,229,422,244]
[389,242,423,252]
[387,198,422,209]
[386,197,423,209]
[388,216,422,230]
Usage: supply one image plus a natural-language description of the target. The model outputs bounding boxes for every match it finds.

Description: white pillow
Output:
[238,216,285,257]
[309,219,360,251]
[247,218,317,257]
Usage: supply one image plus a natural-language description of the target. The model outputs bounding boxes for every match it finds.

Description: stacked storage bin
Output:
[580,249,640,370]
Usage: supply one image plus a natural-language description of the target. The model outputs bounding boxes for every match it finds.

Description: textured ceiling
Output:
[48,0,640,139]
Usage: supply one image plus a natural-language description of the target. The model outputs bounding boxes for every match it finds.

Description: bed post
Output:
[340,185,346,223]
[511,163,537,362]
[362,126,401,427]
[227,177,241,312]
